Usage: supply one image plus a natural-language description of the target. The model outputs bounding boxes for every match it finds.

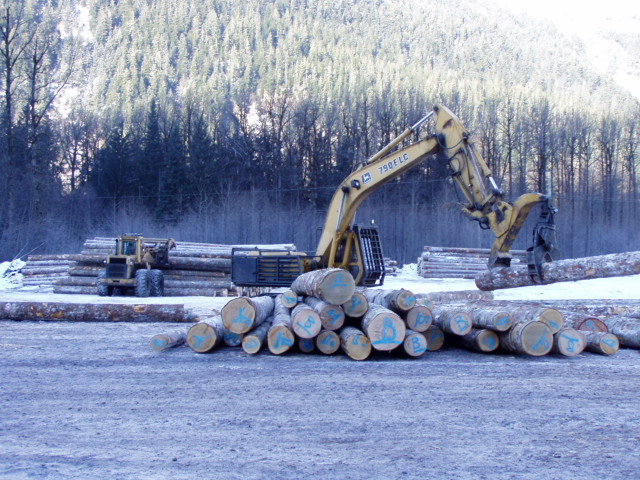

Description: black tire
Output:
[97,270,111,297]
[149,269,164,297]
[135,269,150,297]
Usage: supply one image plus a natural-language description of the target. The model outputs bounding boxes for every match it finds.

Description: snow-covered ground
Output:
[2,260,639,308]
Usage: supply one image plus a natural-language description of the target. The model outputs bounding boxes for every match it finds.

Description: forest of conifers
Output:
[1,0,639,264]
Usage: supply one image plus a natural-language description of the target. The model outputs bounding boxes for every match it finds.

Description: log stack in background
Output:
[24,237,294,296]
[417,246,527,279]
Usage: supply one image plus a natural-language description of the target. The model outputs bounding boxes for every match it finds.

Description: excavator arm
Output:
[315,105,559,284]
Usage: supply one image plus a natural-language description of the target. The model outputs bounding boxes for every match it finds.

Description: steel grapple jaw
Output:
[526,200,560,282]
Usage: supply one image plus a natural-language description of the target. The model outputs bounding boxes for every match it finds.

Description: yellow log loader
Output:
[232,105,559,287]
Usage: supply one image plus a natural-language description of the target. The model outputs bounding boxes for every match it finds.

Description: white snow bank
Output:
[0,259,25,290]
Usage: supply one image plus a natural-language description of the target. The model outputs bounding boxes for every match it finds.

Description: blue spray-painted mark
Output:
[153,339,168,348]
[482,336,496,350]
[296,315,317,336]
[330,272,349,289]
[233,307,252,328]
[190,333,214,349]
[560,333,580,353]
[224,332,242,346]
[372,317,402,346]
[454,314,469,333]
[321,334,336,348]
[495,315,510,327]
[414,312,431,327]
[405,295,416,308]
[275,332,294,349]
[410,336,427,354]
[532,332,551,352]
[602,337,618,349]
[245,339,259,350]
[326,308,342,326]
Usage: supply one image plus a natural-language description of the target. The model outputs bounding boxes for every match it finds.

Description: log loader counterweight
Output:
[232,105,559,287]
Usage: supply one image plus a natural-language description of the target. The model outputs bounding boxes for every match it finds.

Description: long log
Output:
[582,331,620,355]
[415,290,494,307]
[552,328,586,357]
[342,291,369,318]
[339,326,372,360]
[290,303,322,339]
[600,316,640,349]
[267,299,295,355]
[221,296,274,334]
[187,317,226,353]
[475,251,640,291]
[242,319,272,354]
[559,312,609,333]
[499,320,553,356]
[0,301,189,322]
[401,330,428,357]
[303,296,345,331]
[453,328,500,353]
[423,325,445,351]
[361,288,416,313]
[432,307,472,336]
[403,305,433,332]
[150,327,189,351]
[290,268,355,305]
[21,266,70,275]
[510,306,564,334]
[361,304,406,351]
[316,329,341,355]
[466,308,512,332]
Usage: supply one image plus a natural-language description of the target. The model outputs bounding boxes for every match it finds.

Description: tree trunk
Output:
[342,291,369,318]
[415,290,494,309]
[278,290,299,308]
[268,301,295,355]
[290,268,355,305]
[290,303,322,338]
[475,251,640,291]
[316,329,340,355]
[303,296,345,331]
[559,312,609,333]
[242,319,272,354]
[510,306,564,334]
[552,328,586,357]
[403,305,433,332]
[432,307,472,336]
[453,328,500,353]
[466,308,512,332]
[582,331,620,355]
[150,327,189,351]
[401,330,428,357]
[499,320,553,356]
[339,326,372,360]
[361,304,406,351]
[186,317,226,352]
[0,301,188,322]
[221,295,274,334]
[361,288,416,313]
[424,325,445,351]
[600,316,640,349]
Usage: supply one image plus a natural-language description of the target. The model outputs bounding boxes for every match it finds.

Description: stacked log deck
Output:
[26,237,295,297]
[417,246,527,279]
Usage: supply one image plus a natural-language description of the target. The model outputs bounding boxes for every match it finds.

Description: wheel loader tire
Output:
[97,270,112,297]
[135,269,150,297]
[150,269,164,297]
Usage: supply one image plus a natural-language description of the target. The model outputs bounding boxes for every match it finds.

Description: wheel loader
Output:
[96,235,176,297]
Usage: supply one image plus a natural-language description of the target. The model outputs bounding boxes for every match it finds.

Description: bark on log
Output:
[150,327,189,351]
[339,326,372,361]
[22,266,69,275]
[316,329,340,355]
[552,328,586,357]
[499,320,553,356]
[600,316,640,349]
[510,306,564,334]
[290,268,355,305]
[342,291,369,318]
[415,290,494,307]
[466,308,512,332]
[559,312,609,333]
[401,330,428,357]
[475,251,640,291]
[403,305,433,332]
[423,325,445,351]
[453,328,500,353]
[432,307,472,336]
[290,303,322,339]
[0,301,188,322]
[582,331,620,355]
[303,296,345,331]
[221,296,274,334]
[361,288,416,313]
[268,301,295,355]
[242,319,272,354]
[187,317,226,353]
[361,304,406,351]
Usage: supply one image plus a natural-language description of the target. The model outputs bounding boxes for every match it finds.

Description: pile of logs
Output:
[418,246,527,279]
[26,237,295,297]
[150,268,639,360]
